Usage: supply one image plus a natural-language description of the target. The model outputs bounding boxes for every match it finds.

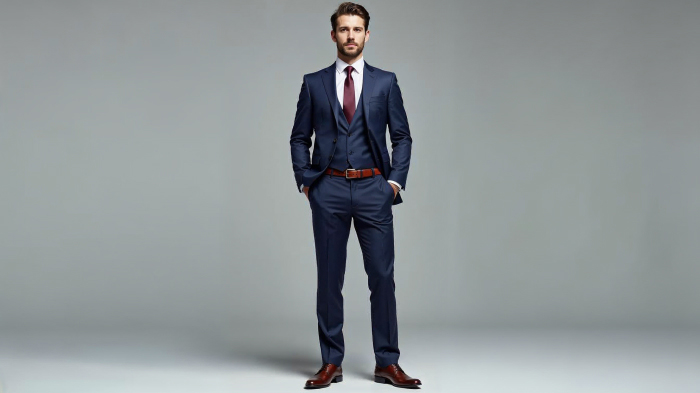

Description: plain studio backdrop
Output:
[0,0,699,392]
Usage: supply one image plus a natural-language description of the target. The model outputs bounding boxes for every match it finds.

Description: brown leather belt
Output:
[324,167,382,179]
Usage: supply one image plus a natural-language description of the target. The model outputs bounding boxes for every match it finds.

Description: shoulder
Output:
[366,62,392,75]
[301,64,334,82]
[365,63,396,85]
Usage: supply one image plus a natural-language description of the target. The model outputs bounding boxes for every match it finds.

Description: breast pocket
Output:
[369,98,387,122]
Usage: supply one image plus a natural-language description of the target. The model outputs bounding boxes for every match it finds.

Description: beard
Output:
[337,40,364,58]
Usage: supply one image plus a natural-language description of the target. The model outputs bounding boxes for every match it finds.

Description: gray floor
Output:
[0,323,698,393]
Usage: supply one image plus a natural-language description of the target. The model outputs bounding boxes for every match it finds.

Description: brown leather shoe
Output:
[374,363,422,388]
[304,363,343,389]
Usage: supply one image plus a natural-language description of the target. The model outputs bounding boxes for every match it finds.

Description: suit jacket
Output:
[290,61,412,206]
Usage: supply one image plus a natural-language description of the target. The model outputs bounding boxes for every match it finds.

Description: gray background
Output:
[1,0,699,336]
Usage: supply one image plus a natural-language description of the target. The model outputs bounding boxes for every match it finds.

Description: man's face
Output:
[331,14,369,58]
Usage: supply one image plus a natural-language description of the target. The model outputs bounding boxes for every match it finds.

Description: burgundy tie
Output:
[343,65,355,124]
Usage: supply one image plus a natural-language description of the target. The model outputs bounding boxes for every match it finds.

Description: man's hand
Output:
[389,182,398,199]
[304,186,310,200]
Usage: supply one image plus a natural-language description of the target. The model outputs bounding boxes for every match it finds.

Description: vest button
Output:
[333,138,337,143]
[348,132,353,136]
[328,155,332,159]
[349,151,353,154]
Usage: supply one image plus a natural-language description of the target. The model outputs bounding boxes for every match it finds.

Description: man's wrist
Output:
[387,180,403,192]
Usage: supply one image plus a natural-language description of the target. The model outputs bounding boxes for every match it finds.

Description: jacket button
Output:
[328,155,332,159]
[349,151,353,154]
[333,138,337,143]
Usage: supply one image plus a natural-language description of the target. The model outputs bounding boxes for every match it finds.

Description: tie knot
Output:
[345,65,354,75]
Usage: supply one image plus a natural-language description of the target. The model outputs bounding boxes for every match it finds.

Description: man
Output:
[290,2,421,389]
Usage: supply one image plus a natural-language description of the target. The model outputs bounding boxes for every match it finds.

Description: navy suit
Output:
[290,60,412,368]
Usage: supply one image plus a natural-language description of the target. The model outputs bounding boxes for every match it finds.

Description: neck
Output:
[338,52,362,65]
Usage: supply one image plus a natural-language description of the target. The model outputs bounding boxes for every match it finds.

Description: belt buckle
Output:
[345,168,352,179]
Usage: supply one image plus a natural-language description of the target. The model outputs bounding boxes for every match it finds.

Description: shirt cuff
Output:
[387,180,403,192]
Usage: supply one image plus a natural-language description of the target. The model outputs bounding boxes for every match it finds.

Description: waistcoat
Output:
[329,90,378,171]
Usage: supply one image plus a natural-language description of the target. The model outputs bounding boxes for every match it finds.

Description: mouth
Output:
[346,44,356,47]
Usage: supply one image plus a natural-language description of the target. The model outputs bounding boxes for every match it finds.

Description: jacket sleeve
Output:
[386,72,412,190]
[289,75,313,193]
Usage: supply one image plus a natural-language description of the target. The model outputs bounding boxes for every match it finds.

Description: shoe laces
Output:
[317,363,332,374]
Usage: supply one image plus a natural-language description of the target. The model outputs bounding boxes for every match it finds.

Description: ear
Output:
[331,30,337,43]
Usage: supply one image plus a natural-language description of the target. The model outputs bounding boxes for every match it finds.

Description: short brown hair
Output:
[330,2,370,32]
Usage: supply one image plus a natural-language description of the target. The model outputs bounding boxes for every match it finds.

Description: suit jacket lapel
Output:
[321,62,344,131]
[361,61,376,131]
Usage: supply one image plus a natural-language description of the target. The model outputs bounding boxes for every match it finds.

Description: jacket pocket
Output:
[370,93,387,102]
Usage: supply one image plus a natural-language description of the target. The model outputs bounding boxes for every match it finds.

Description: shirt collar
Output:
[336,56,364,76]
